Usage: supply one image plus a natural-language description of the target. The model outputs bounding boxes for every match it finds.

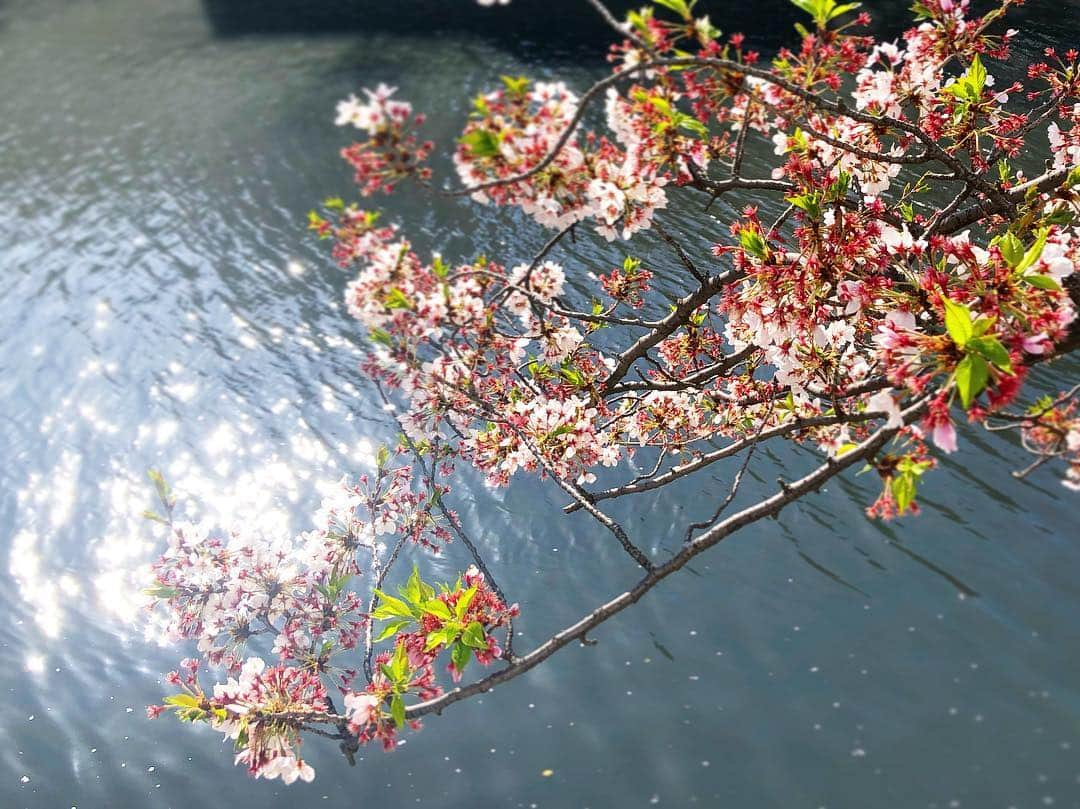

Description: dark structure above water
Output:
[197,0,939,58]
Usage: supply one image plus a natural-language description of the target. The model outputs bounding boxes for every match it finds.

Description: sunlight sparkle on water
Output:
[25,654,46,674]
[10,353,379,643]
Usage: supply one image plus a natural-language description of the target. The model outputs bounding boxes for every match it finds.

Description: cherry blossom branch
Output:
[683,400,776,542]
[601,269,744,390]
[653,220,707,283]
[386,416,519,659]
[935,164,1079,235]
[566,409,881,513]
[502,418,655,571]
[146,1,1080,784]
[582,0,652,53]
[604,345,758,394]
[401,398,929,721]
[415,367,655,571]
[364,535,407,682]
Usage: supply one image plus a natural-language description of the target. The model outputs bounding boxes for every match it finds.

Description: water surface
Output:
[2,0,1080,807]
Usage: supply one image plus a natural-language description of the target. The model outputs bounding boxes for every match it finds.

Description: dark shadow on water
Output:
[199,0,1080,61]
[649,630,677,661]
[796,550,871,598]
[887,539,981,598]
[870,518,982,598]
[198,0,955,60]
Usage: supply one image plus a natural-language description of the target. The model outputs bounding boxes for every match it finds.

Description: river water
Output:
[2,0,1079,806]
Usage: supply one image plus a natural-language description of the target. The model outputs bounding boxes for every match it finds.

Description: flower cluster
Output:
[145,462,491,780]
[1019,392,1080,491]
[148,657,326,784]
[1049,105,1080,172]
[600,256,653,309]
[336,83,432,195]
[144,466,445,669]
[340,565,517,749]
[451,77,669,240]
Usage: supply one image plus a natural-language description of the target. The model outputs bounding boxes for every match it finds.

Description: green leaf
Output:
[527,358,552,380]
[559,366,586,387]
[164,694,201,709]
[738,228,769,261]
[143,583,179,599]
[390,695,406,728]
[1027,395,1055,416]
[890,472,916,515]
[675,113,709,138]
[943,54,987,102]
[372,591,416,620]
[390,641,409,681]
[967,54,987,97]
[1045,206,1075,226]
[790,128,810,154]
[694,14,721,42]
[373,618,412,643]
[1023,274,1062,291]
[896,456,932,477]
[424,626,458,652]
[971,314,996,338]
[786,191,822,220]
[941,295,973,347]
[640,93,672,117]
[546,424,574,440]
[420,599,453,621]
[792,21,812,40]
[451,640,472,673]
[459,129,501,159]
[322,196,345,211]
[461,621,488,650]
[626,8,654,35]
[954,353,989,408]
[788,0,859,27]
[147,468,174,509]
[454,586,478,619]
[401,565,424,605]
[827,1,861,22]
[997,159,1011,185]
[383,287,411,310]
[323,573,350,601]
[652,0,692,19]
[499,75,530,97]
[967,336,1013,373]
[997,232,1025,268]
[368,327,393,347]
[471,94,490,117]
[1015,228,1049,274]
[826,171,851,201]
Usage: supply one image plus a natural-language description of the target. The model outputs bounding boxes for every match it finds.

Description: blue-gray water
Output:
[2,0,1079,806]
